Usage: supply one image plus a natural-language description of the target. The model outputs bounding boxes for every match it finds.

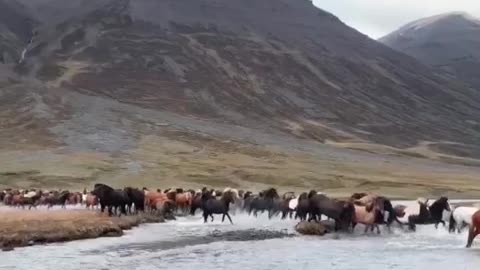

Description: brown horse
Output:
[145,191,170,212]
[466,210,480,248]
[175,191,193,215]
[353,203,382,234]
[85,193,99,209]
[12,191,42,209]
[68,192,83,205]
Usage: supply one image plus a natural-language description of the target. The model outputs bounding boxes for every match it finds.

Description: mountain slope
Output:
[380,12,480,91]
[1,0,480,194]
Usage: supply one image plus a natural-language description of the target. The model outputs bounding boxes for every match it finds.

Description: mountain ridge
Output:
[1,0,480,194]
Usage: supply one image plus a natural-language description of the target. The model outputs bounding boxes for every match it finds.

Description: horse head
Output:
[298,192,308,201]
[439,196,451,211]
[222,191,235,206]
[282,192,296,201]
[264,188,279,200]
[307,190,317,199]
[201,191,213,201]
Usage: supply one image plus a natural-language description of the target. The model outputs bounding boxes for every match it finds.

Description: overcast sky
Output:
[314,0,480,39]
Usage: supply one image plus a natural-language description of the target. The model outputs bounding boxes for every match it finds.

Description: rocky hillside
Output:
[380,12,480,92]
[1,0,480,194]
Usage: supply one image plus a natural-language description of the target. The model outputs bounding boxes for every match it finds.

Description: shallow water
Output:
[2,201,480,270]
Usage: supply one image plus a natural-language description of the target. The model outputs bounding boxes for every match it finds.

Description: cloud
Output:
[313,0,480,38]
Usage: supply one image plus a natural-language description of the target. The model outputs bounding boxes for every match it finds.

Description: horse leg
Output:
[364,225,369,234]
[376,225,381,234]
[210,214,214,222]
[222,214,226,223]
[225,213,234,225]
[466,225,479,248]
[203,212,208,223]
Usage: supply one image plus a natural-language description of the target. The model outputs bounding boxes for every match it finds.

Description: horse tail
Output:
[449,210,456,233]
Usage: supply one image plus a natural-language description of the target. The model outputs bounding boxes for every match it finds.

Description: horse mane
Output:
[176,188,184,193]
[299,192,308,200]
[307,190,317,199]
[94,183,114,192]
[351,192,368,200]
[244,191,252,199]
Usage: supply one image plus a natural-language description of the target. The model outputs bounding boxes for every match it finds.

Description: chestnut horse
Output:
[175,191,193,215]
[85,193,99,209]
[466,210,480,248]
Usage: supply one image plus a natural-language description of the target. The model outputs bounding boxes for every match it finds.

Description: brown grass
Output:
[2,133,480,199]
[0,210,163,250]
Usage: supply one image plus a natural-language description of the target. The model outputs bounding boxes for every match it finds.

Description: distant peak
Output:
[401,11,479,31]
[379,11,480,41]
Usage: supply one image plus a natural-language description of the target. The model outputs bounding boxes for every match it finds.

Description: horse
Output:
[352,202,382,234]
[407,197,451,231]
[175,190,193,215]
[224,187,242,214]
[15,191,43,209]
[124,187,145,213]
[85,192,99,210]
[449,206,479,233]
[190,191,204,215]
[44,191,71,209]
[92,183,130,216]
[466,210,480,248]
[201,190,235,224]
[308,193,355,231]
[145,191,168,212]
[293,192,310,221]
[68,192,83,205]
[249,188,279,218]
[242,191,254,212]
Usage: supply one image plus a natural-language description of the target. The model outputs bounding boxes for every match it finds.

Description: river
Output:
[1,201,480,270]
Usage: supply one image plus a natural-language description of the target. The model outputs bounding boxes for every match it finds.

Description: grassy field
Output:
[1,131,480,199]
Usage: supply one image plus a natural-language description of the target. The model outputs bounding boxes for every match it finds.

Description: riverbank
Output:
[0,210,164,251]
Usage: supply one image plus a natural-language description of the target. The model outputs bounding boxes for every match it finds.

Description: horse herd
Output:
[2,185,480,247]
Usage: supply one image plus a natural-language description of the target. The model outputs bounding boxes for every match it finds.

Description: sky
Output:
[314,0,480,39]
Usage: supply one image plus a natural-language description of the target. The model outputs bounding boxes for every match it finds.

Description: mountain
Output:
[380,12,480,90]
[1,0,480,195]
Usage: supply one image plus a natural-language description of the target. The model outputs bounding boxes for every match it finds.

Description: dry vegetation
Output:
[2,131,480,199]
[0,210,163,250]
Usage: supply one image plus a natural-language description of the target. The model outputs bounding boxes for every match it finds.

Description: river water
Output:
[2,201,480,270]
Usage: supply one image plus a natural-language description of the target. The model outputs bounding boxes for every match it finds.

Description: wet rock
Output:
[209,229,293,241]
[295,221,329,236]
[1,246,14,252]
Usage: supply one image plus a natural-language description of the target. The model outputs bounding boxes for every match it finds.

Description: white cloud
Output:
[313,0,480,38]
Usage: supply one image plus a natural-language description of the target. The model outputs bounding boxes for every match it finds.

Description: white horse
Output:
[449,206,479,233]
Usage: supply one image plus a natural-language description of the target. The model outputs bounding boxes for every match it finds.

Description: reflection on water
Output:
[1,201,480,270]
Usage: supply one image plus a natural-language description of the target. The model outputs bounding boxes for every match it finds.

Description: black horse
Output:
[295,192,310,221]
[308,193,355,232]
[201,190,235,224]
[407,197,451,231]
[249,188,279,218]
[124,187,145,213]
[242,191,254,212]
[92,183,131,216]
